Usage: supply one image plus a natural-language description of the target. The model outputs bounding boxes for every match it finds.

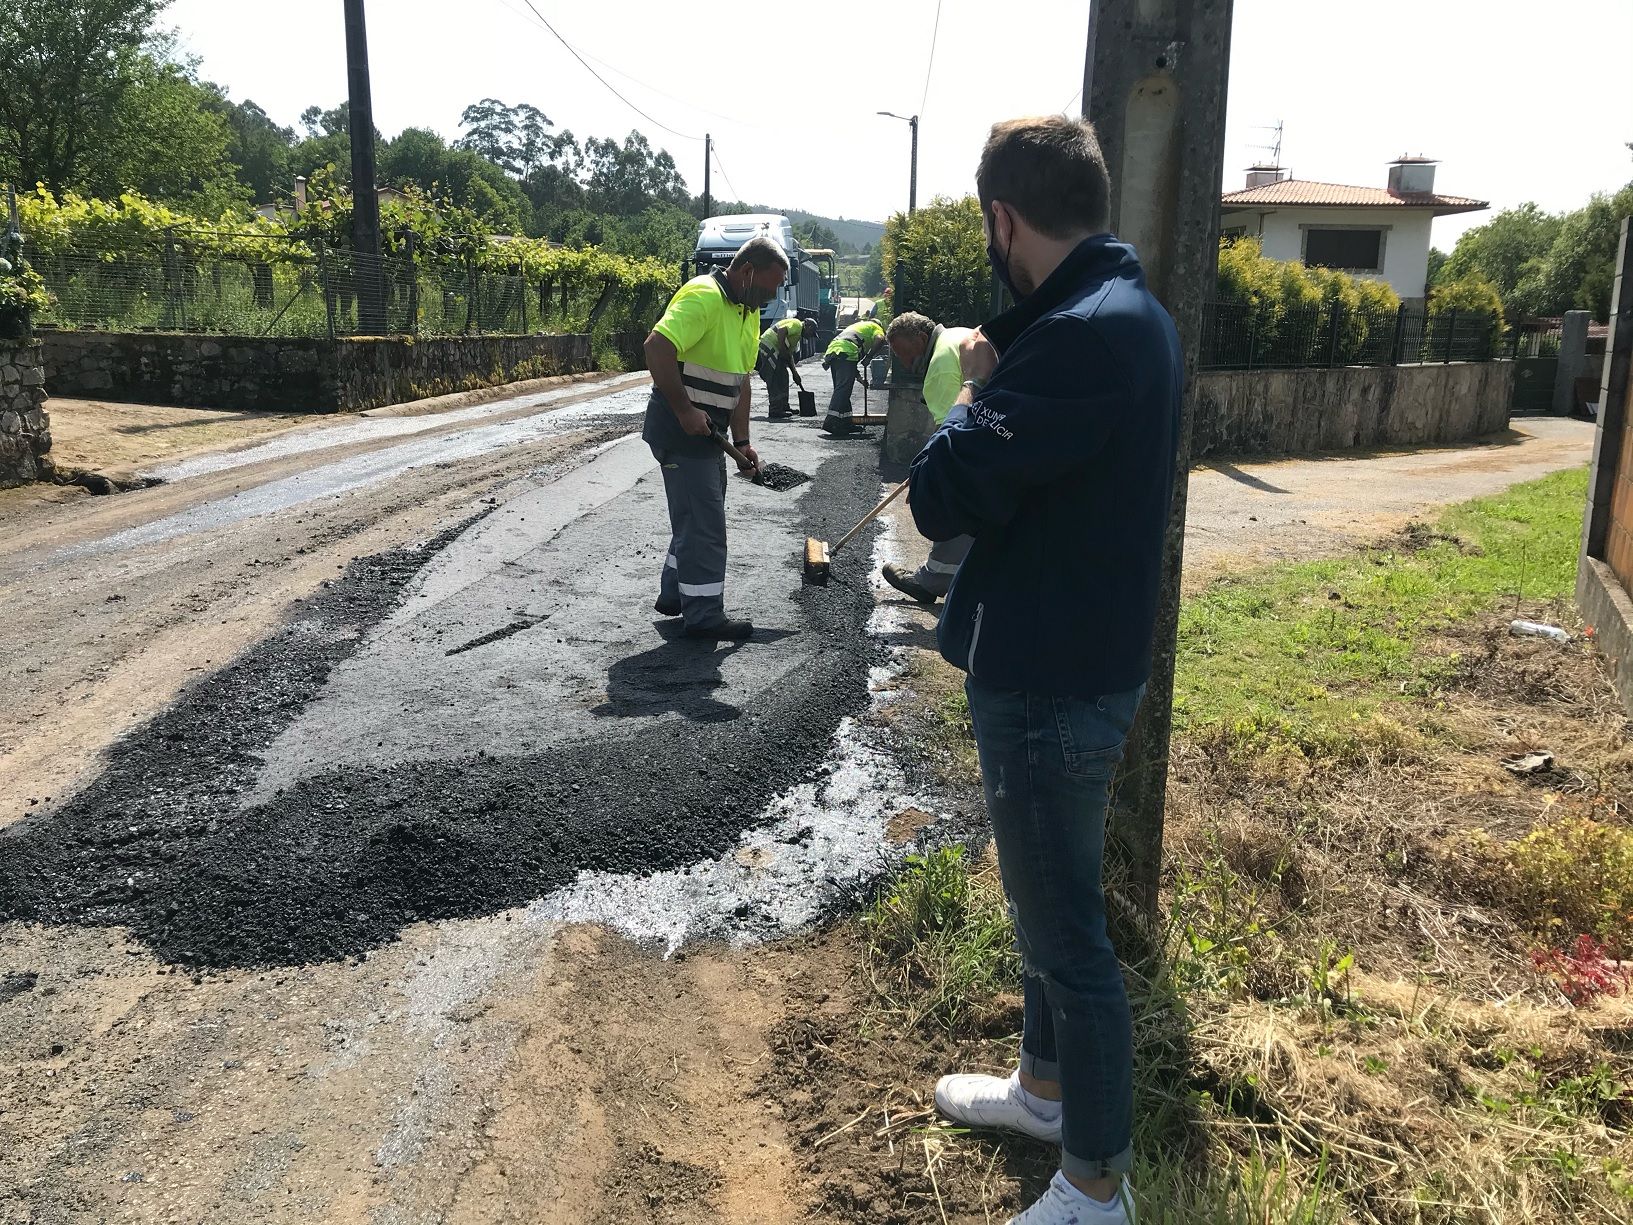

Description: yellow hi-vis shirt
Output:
[923,326,974,425]
[825,319,884,363]
[643,272,761,456]
[759,316,805,356]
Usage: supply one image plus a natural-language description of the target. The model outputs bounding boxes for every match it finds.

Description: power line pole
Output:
[703,133,712,219]
[908,114,918,214]
[344,0,385,335]
[1087,0,1235,915]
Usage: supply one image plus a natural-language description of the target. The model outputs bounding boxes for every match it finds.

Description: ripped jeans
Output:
[963,676,1146,1179]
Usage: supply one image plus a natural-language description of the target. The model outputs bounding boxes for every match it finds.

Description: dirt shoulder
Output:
[1184,417,1592,588]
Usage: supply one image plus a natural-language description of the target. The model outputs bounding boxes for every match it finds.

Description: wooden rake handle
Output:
[833,480,908,556]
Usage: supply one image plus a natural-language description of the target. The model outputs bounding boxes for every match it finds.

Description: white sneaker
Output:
[933,1070,1063,1144]
[1008,1171,1136,1224]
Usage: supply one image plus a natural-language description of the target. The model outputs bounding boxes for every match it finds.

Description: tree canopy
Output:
[1,15,876,267]
[1436,187,1633,321]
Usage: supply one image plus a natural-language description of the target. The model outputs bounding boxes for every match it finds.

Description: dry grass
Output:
[790,470,1633,1223]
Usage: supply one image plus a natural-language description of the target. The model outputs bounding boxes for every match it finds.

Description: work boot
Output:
[821,414,856,437]
[882,564,939,606]
[654,597,682,618]
[768,406,795,421]
[684,618,754,641]
[934,1071,1062,1144]
[1007,1173,1136,1224]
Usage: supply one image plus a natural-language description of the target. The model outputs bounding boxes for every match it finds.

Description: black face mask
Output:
[986,207,1020,301]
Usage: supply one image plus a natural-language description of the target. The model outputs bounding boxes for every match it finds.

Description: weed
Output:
[1531,935,1632,1005]
[1506,819,1633,956]
[863,845,1018,1033]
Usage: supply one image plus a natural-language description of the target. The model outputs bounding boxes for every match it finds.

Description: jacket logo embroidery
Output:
[969,402,1014,441]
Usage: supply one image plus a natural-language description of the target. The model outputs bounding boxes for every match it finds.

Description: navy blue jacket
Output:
[908,235,1182,698]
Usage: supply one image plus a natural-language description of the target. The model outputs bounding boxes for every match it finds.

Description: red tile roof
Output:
[1220,179,1487,214]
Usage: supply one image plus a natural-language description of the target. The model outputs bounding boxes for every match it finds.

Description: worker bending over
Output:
[641,237,786,641]
[755,314,810,420]
[879,310,974,604]
[820,317,886,437]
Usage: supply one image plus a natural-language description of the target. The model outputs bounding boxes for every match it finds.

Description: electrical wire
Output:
[491,0,764,131]
[1062,86,1083,115]
[710,145,742,206]
[919,0,944,116]
[508,0,703,141]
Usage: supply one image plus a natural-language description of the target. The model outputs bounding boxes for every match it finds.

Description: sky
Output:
[165,0,1633,249]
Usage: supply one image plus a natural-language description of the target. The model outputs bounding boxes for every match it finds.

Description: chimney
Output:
[1244,164,1286,189]
[1387,156,1437,196]
[293,175,308,213]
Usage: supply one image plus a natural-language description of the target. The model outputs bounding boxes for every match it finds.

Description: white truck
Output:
[685,213,828,350]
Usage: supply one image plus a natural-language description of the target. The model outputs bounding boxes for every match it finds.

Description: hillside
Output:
[784,211,887,253]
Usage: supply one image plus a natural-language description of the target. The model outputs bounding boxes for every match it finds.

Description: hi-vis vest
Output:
[826,319,884,362]
[652,272,761,418]
[760,316,805,354]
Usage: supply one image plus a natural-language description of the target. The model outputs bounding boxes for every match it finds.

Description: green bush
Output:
[1216,237,1403,366]
[880,195,992,327]
[1504,817,1633,956]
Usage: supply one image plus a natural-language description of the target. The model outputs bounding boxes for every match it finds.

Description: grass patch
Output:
[1176,467,1589,762]
[805,464,1633,1224]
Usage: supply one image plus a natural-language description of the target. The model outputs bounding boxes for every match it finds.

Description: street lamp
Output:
[877,111,918,214]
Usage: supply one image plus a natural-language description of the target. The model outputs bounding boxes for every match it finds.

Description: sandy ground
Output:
[1182,417,1593,588]
[0,384,1596,1222]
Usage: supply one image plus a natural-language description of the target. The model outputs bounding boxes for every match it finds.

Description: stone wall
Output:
[879,359,1512,466]
[1193,360,1514,457]
[0,339,51,488]
[41,330,620,414]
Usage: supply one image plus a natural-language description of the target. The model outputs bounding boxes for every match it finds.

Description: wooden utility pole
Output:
[1086,0,1235,913]
[703,133,712,220]
[344,0,386,334]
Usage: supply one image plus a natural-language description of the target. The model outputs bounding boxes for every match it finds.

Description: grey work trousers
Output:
[756,345,791,415]
[911,534,973,596]
[824,355,859,421]
[653,446,729,628]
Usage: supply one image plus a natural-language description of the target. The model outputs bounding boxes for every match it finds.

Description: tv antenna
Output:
[1248,120,1284,168]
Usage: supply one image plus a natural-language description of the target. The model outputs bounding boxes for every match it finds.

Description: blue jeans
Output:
[964,676,1146,1180]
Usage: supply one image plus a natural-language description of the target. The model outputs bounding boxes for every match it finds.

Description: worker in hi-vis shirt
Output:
[640,236,788,640]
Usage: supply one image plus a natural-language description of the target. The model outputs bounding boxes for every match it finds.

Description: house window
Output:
[1220,225,1247,245]
[1302,227,1384,272]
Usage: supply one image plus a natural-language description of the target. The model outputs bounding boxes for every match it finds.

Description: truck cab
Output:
[686,213,821,350]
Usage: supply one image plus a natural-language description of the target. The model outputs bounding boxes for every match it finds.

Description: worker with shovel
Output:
[878,310,974,605]
[755,314,810,420]
[640,236,787,641]
[820,317,886,437]
[908,116,1183,1225]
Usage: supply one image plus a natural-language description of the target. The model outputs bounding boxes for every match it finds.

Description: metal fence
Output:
[1199,300,1504,371]
[30,230,670,341]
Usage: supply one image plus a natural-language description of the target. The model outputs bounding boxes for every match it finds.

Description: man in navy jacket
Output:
[910,116,1182,1225]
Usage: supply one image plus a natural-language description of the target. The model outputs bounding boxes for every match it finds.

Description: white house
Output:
[1219,157,1487,301]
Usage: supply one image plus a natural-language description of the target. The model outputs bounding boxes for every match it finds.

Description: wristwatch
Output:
[962,378,986,391]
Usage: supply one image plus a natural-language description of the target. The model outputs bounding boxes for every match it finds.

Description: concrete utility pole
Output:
[703,133,712,220]
[1085,0,1234,914]
[344,0,386,335]
[877,112,919,214]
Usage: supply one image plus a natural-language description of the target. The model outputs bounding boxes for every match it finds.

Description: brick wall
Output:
[1576,217,1633,712]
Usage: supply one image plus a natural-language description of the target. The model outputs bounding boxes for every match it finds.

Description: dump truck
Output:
[684,214,837,352]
